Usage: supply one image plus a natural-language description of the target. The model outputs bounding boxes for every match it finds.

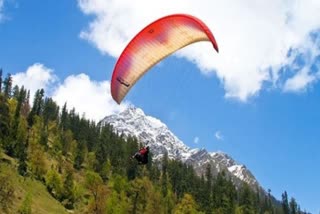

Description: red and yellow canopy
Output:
[111,14,219,104]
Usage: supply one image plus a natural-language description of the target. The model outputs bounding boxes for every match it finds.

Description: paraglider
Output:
[111,13,219,104]
[131,146,150,165]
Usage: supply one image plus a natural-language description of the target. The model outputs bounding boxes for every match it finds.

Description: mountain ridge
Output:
[102,106,260,189]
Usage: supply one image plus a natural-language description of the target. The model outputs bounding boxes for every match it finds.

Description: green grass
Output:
[0,152,68,214]
[17,178,68,214]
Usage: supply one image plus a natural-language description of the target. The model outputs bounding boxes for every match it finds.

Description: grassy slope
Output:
[0,152,68,214]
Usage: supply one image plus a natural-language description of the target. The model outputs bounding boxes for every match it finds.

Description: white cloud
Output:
[215,131,223,141]
[283,68,317,92]
[52,73,129,121]
[12,63,129,122]
[78,0,320,101]
[194,136,199,144]
[12,63,58,102]
[283,34,320,92]
[0,0,4,21]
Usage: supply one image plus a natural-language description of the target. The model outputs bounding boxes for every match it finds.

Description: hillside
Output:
[0,81,309,213]
[0,152,68,214]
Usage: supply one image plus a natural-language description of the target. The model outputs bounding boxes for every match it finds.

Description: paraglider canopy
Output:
[111,14,219,104]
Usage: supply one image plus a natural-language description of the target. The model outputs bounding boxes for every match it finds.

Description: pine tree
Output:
[95,126,110,172]
[17,130,28,176]
[18,155,28,176]
[289,197,298,214]
[36,89,44,115]
[0,68,2,93]
[238,182,256,214]
[62,167,75,209]
[225,176,237,213]
[106,174,131,213]
[3,86,27,158]
[74,140,88,170]
[20,90,30,118]
[106,190,131,214]
[45,168,63,200]
[129,176,163,214]
[0,94,10,141]
[85,171,107,213]
[174,193,201,214]
[161,152,169,196]
[202,164,213,213]
[59,102,69,131]
[282,191,290,214]
[3,73,13,98]
[100,159,111,182]
[254,187,261,214]
[125,136,140,181]
[28,143,46,180]
[211,170,237,214]
[12,85,20,99]
[12,86,27,138]
[39,127,48,149]
[267,189,273,212]
[43,97,59,127]
[61,129,74,156]
[86,121,99,152]
[27,89,45,127]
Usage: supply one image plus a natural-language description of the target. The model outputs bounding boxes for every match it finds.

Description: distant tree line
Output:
[0,70,311,213]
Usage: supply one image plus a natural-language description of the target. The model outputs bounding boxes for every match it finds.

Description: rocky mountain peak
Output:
[102,106,260,188]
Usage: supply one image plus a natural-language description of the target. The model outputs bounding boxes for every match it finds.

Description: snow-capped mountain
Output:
[102,106,259,188]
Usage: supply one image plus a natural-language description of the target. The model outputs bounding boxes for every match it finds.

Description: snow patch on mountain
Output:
[229,165,246,180]
[102,106,259,187]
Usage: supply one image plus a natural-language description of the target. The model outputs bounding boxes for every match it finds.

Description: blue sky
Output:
[1,0,320,213]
